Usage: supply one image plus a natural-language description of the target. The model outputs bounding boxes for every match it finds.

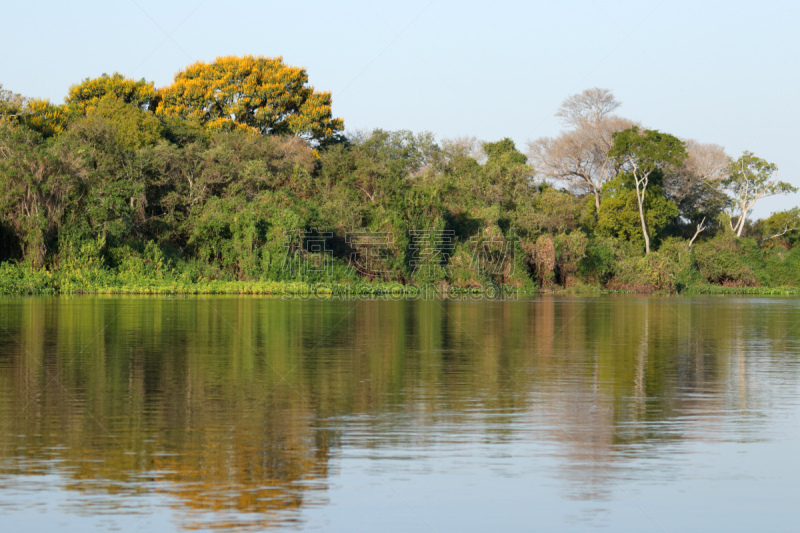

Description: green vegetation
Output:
[1,68,799,296]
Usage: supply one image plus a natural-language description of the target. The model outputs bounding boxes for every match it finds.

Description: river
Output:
[1,296,798,532]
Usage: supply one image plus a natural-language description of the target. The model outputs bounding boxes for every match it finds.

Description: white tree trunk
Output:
[688,217,707,249]
[633,167,651,254]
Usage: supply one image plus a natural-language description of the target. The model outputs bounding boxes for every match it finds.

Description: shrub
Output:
[0,260,55,294]
[554,231,588,285]
[693,234,758,286]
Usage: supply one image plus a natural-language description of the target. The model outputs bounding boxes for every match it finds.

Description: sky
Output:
[2,0,798,216]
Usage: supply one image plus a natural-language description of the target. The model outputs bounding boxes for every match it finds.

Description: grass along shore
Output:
[2,262,798,297]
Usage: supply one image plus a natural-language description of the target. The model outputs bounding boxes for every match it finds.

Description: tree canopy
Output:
[725,151,797,237]
[66,73,158,115]
[155,55,343,142]
[609,127,687,253]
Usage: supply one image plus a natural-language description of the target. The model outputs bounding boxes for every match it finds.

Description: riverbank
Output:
[2,263,798,297]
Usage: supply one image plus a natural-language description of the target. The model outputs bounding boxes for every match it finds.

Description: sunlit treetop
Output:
[1,83,69,138]
[65,73,158,115]
[155,55,344,143]
[19,99,70,138]
[0,83,26,115]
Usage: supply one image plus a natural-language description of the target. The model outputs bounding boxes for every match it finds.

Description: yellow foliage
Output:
[13,99,70,138]
[156,55,343,142]
[66,73,157,116]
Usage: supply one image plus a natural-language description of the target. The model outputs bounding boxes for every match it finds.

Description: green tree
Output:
[53,116,141,243]
[597,174,678,251]
[725,151,797,237]
[0,122,75,266]
[513,185,584,237]
[609,127,687,253]
[87,96,164,150]
[481,138,532,209]
[156,55,343,142]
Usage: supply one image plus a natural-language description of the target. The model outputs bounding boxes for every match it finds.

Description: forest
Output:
[1,55,799,296]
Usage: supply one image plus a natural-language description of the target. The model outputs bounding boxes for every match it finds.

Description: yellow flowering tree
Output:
[156,55,343,142]
[66,73,158,115]
[1,84,69,138]
[18,99,71,137]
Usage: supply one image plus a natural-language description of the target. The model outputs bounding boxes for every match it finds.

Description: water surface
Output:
[0,296,799,532]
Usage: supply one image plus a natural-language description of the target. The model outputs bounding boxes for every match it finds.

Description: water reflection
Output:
[0,296,798,531]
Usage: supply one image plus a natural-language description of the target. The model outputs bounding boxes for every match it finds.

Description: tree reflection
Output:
[0,296,797,529]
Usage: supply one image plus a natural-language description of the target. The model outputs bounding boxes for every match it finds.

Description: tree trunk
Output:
[735,208,748,237]
[734,199,752,237]
[640,209,650,254]
[635,177,650,254]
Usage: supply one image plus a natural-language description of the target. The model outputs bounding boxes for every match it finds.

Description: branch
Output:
[760,224,800,244]
[688,217,707,249]
[355,185,375,203]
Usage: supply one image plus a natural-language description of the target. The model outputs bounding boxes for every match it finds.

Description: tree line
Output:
[1,56,799,294]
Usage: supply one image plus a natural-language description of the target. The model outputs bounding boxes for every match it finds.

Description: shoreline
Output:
[2,278,798,297]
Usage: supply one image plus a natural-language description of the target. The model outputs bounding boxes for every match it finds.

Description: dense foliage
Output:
[1,70,798,295]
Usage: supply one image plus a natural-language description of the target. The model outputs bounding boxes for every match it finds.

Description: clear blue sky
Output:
[2,0,798,215]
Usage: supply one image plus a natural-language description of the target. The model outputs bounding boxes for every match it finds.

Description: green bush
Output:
[54,237,115,293]
[554,231,588,285]
[693,234,758,286]
[0,260,56,294]
[758,245,800,286]
[657,237,698,291]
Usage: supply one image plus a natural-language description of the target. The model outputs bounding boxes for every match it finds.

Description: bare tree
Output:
[683,140,729,182]
[527,88,634,211]
[555,87,621,129]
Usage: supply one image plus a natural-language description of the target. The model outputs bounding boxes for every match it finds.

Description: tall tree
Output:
[156,55,344,143]
[725,151,797,237]
[597,173,678,251]
[609,127,687,254]
[527,88,634,211]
